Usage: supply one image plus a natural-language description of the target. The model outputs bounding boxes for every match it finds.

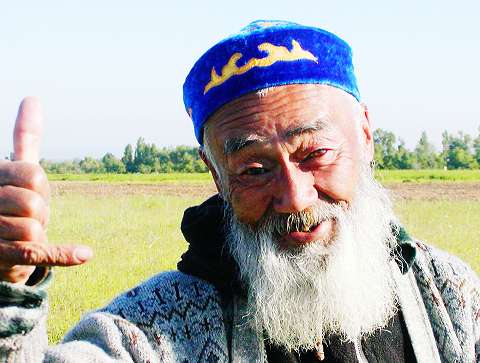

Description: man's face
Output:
[205,84,374,249]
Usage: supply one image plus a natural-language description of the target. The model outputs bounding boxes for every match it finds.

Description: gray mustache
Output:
[259,204,341,236]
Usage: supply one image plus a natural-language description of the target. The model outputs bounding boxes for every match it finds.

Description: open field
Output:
[46,178,480,344]
[47,169,480,183]
[50,180,480,201]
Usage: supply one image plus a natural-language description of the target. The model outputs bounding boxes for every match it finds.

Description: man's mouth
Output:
[298,222,320,233]
[280,218,336,248]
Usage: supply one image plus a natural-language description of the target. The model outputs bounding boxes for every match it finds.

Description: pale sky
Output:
[1,0,479,159]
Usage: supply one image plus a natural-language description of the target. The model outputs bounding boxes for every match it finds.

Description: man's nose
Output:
[272,164,318,214]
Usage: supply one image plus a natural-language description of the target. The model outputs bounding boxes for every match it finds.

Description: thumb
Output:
[13,97,44,164]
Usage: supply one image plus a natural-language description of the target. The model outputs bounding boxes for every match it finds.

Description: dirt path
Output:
[50,182,218,199]
[50,181,480,201]
[386,182,480,201]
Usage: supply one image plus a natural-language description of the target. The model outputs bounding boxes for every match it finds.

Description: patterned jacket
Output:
[0,241,478,362]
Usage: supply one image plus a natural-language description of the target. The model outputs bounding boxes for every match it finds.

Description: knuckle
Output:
[20,246,42,265]
[25,219,45,241]
[0,216,11,230]
[29,166,48,193]
[44,247,56,264]
[45,246,68,265]
[0,216,17,239]
[24,193,45,218]
[52,247,68,265]
[0,184,10,198]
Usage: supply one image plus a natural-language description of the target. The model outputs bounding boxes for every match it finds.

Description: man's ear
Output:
[198,148,224,195]
[360,103,374,162]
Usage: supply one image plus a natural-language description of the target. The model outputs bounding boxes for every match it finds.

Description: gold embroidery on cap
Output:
[204,39,317,94]
[256,21,275,28]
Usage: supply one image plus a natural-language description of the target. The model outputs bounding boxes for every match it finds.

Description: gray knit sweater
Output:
[0,241,478,363]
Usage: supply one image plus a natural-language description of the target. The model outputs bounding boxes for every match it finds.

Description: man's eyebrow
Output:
[223,135,266,155]
[283,119,330,139]
[223,119,330,155]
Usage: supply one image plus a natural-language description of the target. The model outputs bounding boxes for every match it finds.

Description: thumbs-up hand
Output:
[0,97,93,284]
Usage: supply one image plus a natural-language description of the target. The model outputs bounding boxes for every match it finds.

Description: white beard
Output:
[224,167,399,352]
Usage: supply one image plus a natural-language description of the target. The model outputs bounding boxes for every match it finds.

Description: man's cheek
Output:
[313,165,358,203]
[230,187,272,225]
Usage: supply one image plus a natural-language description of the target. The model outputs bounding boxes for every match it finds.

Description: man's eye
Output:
[244,167,268,176]
[305,148,328,160]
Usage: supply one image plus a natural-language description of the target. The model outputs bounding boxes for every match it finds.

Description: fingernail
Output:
[74,247,93,262]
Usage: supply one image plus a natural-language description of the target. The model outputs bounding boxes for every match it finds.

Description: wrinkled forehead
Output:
[204,84,361,148]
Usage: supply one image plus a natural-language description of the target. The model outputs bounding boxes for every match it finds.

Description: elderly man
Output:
[0,20,478,362]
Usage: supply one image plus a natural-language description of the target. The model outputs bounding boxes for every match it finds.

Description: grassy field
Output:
[48,194,200,343]
[47,169,480,183]
[375,169,480,183]
[46,176,480,344]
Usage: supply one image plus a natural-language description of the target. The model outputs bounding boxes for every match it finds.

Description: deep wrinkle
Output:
[227,126,341,177]
[206,84,372,225]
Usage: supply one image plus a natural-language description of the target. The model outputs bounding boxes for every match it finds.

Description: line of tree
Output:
[374,129,480,170]
[39,128,480,174]
[40,138,208,174]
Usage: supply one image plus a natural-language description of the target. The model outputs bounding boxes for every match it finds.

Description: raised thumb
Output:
[13,97,44,164]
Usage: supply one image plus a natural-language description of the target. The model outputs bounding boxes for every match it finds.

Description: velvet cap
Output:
[183,20,360,145]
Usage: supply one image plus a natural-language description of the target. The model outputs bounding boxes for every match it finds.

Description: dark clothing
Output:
[178,194,241,294]
[265,309,416,362]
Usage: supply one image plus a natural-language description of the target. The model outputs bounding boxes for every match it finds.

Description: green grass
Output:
[48,194,204,343]
[395,200,480,270]
[375,169,480,183]
[47,170,480,184]
[47,188,479,344]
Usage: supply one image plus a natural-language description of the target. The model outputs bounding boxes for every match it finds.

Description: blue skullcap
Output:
[183,20,360,145]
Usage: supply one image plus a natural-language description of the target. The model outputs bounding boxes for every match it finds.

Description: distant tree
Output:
[373,129,398,169]
[102,153,126,173]
[156,149,174,173]
[474,126,480,165]
[192,158,208,172]
[414,131,439,169]
[168,146,200,172]
[155,148,174,173]
[440,131,451,168]
[133,137,158,173]
[442,131,478,169]
[41,159,82,173]
[122,144,135,173]
[79,157,104,173]
[394,139,415,169]
[137,164,153,173]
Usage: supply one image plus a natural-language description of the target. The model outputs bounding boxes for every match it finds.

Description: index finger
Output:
[0,241,93,267]
[13,97,44,164]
